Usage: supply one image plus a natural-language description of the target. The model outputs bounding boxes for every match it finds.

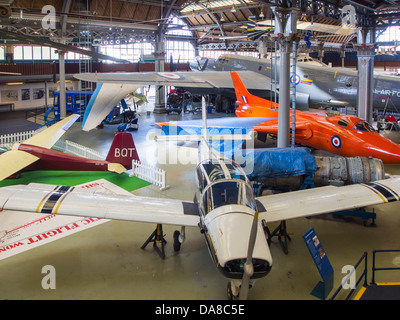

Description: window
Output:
[14,46,23,59]
[201,180,256,215]
[23,46,32,60]
[99,42,153,63]
[376,26,400,58]
[165,16,195,63]
[353,121,376,132]
[166,40,195,63]
[33,46,42,60]
[338,119,349,127]
[42,47,51,60]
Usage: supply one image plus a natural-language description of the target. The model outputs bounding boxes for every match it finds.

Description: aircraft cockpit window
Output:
[338,119,349,127]
[198,159,248,184]
[354,121,376,132]
[202,162,226,182]
[224,162,248,182]
[201,181,256,215]
[363,121,376,132]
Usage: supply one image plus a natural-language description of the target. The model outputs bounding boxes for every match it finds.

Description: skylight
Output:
[181,0,257,14]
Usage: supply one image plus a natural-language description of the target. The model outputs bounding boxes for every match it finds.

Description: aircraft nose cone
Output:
[367,136,400,164]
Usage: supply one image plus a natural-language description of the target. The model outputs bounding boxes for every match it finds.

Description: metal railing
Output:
[330,249,400,300]
[330,252,368,300]
[371,249,400,285]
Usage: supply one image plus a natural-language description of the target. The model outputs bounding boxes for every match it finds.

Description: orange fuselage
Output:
[236,103,400,164]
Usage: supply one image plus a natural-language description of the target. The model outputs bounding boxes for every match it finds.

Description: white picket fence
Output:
[0,128,42,147]
[53,140,103,160]
[130,159,168,190]
[0,128,103,160]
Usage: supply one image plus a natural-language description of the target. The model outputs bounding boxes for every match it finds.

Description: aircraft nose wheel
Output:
[227,281,239,300]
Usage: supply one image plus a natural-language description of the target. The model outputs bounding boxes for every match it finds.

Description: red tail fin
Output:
[106,132,139,170]
[230,71,278,108]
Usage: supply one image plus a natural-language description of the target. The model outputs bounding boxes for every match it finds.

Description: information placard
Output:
[303,227,333,281]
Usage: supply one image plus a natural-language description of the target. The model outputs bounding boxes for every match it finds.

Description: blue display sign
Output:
[303,227,334,282]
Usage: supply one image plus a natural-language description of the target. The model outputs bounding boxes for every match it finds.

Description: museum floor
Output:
[1,104,400,300]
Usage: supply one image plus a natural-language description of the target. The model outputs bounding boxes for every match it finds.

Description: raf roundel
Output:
[290,74,300,85]
[331,135,342,148]
[157,73,185,80]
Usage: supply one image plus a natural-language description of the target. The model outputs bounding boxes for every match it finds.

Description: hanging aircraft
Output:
[1,98,400,300]
[75,50,400,131]
[0,114,139,181]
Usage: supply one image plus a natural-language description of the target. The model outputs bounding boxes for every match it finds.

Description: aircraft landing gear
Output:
[227,281,240,300]
[141,225,185,258]
[173,226,186,252]
[263,220,291,254]
[141,224,167,259]
[227,279,254,300]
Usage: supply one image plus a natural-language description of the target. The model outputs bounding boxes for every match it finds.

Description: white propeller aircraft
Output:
[1,98,400,299]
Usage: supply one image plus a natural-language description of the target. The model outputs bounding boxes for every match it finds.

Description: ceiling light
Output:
[259,11,264,18]
[231,6,236,13]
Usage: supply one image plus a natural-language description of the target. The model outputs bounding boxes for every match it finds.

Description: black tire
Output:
[173,230,181,252]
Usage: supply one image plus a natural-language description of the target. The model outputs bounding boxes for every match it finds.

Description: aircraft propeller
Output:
[238,210,259,300]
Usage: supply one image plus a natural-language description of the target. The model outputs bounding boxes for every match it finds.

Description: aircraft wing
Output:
[0,179,128,260]
[257,176,400,223]
[0,183,200,227]
[296,21,358,35]
[0,114,79,181]
[253,118,313,140]
[74,71,272,131]
[24,114,80,149]
[0,150,39,181]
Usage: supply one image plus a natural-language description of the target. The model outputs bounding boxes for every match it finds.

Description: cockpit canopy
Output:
[197,159,249,192]
[201,180,256,215]
[328,116,376,133]
[353,121,376,132]
[196,159,255,215]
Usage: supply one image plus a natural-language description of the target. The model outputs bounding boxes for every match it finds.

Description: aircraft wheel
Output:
[173,230,181,252]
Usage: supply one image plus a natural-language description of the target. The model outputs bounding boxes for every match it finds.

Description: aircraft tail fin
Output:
[231,71,278,108]
[106,132,139,171]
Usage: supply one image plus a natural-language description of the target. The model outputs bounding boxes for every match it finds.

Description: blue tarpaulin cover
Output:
[225,147,316,180]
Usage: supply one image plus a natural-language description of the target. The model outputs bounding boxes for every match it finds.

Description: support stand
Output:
[141,224,167,259]
[263,220,291,254]
[311,273,334,300]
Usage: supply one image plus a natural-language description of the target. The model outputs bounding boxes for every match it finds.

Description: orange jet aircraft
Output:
[231,71,400,164]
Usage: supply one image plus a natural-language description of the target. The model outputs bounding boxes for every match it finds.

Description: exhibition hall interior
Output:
[0,0,400,301]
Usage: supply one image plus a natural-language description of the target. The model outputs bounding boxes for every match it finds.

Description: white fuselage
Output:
[202,204,272,279]
[195,143,272,279]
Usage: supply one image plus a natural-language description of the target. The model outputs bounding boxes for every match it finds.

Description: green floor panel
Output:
[0,170,151,192]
